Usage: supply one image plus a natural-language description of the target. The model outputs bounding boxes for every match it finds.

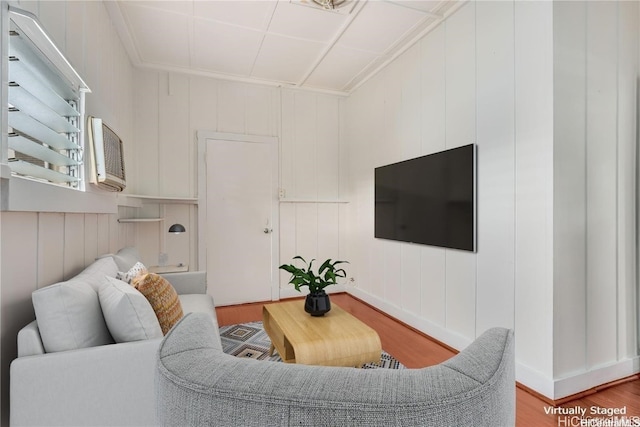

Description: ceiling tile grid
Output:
[111,0,461,94]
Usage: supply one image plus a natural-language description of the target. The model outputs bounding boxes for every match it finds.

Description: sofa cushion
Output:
[32,277,114,353]
[116,261,148,284]
[99,276,163,342]
[110,247,142,272]
[179,294,219,330]
[132,273,184,335]
[74,257,119,290]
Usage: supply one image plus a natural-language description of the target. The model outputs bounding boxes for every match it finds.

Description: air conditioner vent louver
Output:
[87,116,126,192]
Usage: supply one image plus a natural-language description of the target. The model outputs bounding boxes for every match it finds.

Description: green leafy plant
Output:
[279,256,348,294]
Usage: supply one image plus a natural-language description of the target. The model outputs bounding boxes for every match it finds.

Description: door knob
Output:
[263,228,273,234]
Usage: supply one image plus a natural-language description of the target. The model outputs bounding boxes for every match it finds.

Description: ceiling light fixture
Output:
[312,0,347,10]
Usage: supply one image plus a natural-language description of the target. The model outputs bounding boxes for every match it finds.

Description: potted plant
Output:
[279,256,348,316]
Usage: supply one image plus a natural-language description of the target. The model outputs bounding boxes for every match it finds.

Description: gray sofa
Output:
[157,312,516,427]
[10,247,219,427]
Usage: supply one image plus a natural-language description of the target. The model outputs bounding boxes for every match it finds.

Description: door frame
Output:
[196,131,280,303]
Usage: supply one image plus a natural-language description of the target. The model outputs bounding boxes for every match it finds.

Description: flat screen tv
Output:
[374,144,476,252]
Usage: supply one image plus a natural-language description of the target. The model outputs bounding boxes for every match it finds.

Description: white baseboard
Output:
[552,356,640,399]
[347,287,472,351]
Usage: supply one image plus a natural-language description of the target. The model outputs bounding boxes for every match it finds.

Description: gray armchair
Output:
[156,312,515,427]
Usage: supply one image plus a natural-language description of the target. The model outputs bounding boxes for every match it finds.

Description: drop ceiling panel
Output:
[305,45,378,91]
[252,34,327,83]
[192,18,264,75]
[122,3,190,67]
[268,1,348,42]
[193,0,276,31]
[337,1,428,54]
[389,0,444,14]
[126,1,193,15]
[110,0,457,93]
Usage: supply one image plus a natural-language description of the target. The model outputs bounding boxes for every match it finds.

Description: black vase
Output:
[304,291,331,317]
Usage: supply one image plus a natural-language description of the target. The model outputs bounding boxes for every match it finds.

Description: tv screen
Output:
[374,144,476,252]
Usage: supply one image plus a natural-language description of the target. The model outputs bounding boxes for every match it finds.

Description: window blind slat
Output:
[9,159,79,183]
[9,30,78,101]
[9,59,79,117]
[8,7,90,189]
[9,86,79,134]
[9,134,79,167]
[9,109,77,150]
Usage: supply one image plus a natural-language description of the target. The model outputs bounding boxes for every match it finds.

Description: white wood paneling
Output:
[514,0,554,379]
[616,0,638,360]
[420,25,446,155]
[293,92,318,199]
[37,213,64,289]
[280,90,295,200]
[444,2,476,341]
[246,85,276,137]
[397,44,422,160]
[295,203,319,261]
[383,241,402,308]
[316,96,341,201]
[420,247,446,325]
[217,82,246,134]
[279,203,297,286]
[475,0,515,333]
[316,204,340,262]
[159,73,190,197]
[445,2,475,150]
[97,214,111,256]
[63,213,85,279]
[189,77,219,134]
[38,1,66,56]
[83,214,99,267]
[585,1,619,369]
[419,24,447,326]
[133,70,160,195]
[400,244,421,315]
[65,1,85,79]
[552,0,588,377]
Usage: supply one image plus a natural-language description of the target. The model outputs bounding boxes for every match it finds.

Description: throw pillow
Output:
[116,261,148,284]
[98,276,163,342]
[32,279,114,353]
[132,273,184,335]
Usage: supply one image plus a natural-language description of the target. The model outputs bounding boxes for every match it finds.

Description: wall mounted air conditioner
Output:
[87,116,126,192]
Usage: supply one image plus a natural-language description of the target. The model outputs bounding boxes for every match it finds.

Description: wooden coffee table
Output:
[262,300,382,367]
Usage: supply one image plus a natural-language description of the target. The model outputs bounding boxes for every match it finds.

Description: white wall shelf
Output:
[116,194,198,207]
[117,218,163,223]
[279,199,349,204]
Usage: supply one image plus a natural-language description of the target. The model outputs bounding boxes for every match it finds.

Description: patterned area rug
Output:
[220,321,404,369]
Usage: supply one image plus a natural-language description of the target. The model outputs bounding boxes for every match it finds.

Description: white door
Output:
[199,133,278,306]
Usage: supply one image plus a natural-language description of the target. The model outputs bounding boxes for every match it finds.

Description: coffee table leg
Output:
[269,343,275,356]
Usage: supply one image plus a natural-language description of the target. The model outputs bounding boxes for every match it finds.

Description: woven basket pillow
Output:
[132,273,184,335]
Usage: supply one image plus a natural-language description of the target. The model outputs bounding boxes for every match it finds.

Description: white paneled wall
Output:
[131,74,346,280]
[513,0,555,396]
[552,0,638,396]
[475,0,515,338]
[277,89,348,291]
[345,0,638,400]
[1,1,133,422]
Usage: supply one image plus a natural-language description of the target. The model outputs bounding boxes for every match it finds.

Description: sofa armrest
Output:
[11,338,161,426]
[161,271,206,295]
[17,321,45,357]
